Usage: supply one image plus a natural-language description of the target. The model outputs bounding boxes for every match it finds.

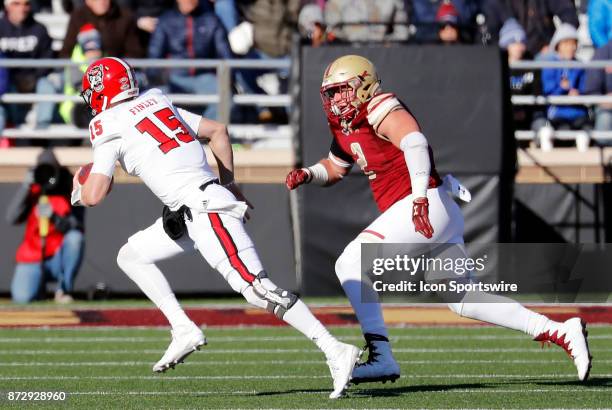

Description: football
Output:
[77,162,93,185]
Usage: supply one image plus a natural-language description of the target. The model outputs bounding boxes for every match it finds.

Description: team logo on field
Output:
[87,64,105,92]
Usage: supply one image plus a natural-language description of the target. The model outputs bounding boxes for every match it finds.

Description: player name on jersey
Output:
[128,98,159,116]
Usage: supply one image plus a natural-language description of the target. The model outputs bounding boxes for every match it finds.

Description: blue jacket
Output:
[148,6,233,76]
[588,0,612,48]
[0,54,8,96]
[541,56,588,122]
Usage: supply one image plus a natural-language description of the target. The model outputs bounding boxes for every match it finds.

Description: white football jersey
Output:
[88,88,217,210]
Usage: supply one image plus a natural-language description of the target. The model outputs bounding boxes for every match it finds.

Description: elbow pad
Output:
[399,132,431,198]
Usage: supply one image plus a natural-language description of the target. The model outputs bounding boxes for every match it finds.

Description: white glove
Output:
[71,183,83,206]
[443,174,471,203]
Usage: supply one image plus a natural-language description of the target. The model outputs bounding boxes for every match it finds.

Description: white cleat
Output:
[153,323,206,373]
[326,342,361,399]
[351,333,400,385]
[534,317,592,381]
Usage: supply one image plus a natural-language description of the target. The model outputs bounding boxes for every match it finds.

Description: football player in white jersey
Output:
[72,57,360,399]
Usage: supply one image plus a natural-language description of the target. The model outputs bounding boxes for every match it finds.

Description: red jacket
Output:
[15,184,72,263]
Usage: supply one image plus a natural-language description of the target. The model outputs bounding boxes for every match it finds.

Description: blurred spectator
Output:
[408,0,480,43]
[116,0,174,50]
[238,0,300,56]
[481,0,579,58]
[436,1,461,44]
[587,0,612,49]
[298,2,331,46]
[541,24,589,131]
[585,39,612,132]
[59,24,102,129]
[208,0,239,33]
[148,0,232,120]
[324,0,408,43]
[0,52,10,137]
[0,0,57,137]
[59,0,144,59]
[500,18,544,131]
[6,149,85,304]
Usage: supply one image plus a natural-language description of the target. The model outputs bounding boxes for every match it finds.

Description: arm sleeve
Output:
[124,11,145,58]
[576,69,587,93]
[584,64,604,95]
[0,63,8,95]
[177,107,203,135]
[329,138,354,167]
[90,138,121,178]
[59,12,80,58]
[147,17,167,58]
[588,0,608,48]
[35,28,55,77]
[542,68,565,95]
[213,18,234,59]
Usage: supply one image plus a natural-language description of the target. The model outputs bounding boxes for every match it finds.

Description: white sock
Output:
[158,294,193,329]
[282,299,340,357]
[457,293,554,337]
[117,244,191,329]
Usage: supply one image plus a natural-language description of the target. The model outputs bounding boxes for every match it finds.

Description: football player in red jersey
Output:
[286,55,592,385]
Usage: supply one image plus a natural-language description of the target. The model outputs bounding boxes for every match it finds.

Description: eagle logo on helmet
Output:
[88,64,105,92]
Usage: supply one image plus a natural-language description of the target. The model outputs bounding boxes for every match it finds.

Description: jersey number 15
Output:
[135,108,195,154]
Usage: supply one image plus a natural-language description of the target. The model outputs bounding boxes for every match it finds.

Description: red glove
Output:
[412,197,434,239]
[285,169,311,190]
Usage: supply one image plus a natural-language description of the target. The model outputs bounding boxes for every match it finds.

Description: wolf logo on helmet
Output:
[81,57,139,116]
[88,64,105,92]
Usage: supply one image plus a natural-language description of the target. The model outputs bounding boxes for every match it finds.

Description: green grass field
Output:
[0,325,610,409]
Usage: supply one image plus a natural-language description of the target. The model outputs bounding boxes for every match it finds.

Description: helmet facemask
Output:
[320,77,365,122]
[320,55,380,124]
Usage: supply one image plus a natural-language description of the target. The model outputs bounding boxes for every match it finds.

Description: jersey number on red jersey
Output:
[350,142,376,180]
[135,108,195,154]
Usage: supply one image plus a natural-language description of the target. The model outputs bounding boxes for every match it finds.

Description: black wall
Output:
[297,45,515,295]
[0,183,296,295]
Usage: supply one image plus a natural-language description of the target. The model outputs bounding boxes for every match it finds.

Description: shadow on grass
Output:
[251,382,497,398]
[529,376,612,388]
[242,378,612,398]
[254,388,329,396]
[349,382,495,397]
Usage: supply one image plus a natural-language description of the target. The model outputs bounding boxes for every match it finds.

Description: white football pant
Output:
[335,186,551,338]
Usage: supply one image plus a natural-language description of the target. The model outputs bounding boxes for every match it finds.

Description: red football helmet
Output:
[81,57,139,115]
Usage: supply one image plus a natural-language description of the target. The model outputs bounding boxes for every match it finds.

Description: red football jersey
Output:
[327,93,442,212]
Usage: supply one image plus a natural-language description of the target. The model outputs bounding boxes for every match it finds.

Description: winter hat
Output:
[298,4,324,37]
[498,18,526,49]
[550,23,578,51]
[436,1,459,26]
[77,23,102,53]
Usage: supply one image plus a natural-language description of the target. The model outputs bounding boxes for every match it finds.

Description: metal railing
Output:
[0,58,611,145]
[0,58,292,125]
[508,59,612,146]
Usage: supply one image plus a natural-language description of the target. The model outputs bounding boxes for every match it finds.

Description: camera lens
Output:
[33,164,59,190]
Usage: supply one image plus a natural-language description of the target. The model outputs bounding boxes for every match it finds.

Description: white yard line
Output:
[1,374,610,380]
[66,388,612,396]
[1,347,611,355]
[0,334,610,343]
[3,359,606,366]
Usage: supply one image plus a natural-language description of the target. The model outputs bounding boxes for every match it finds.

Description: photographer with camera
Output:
[5,149,85,304]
